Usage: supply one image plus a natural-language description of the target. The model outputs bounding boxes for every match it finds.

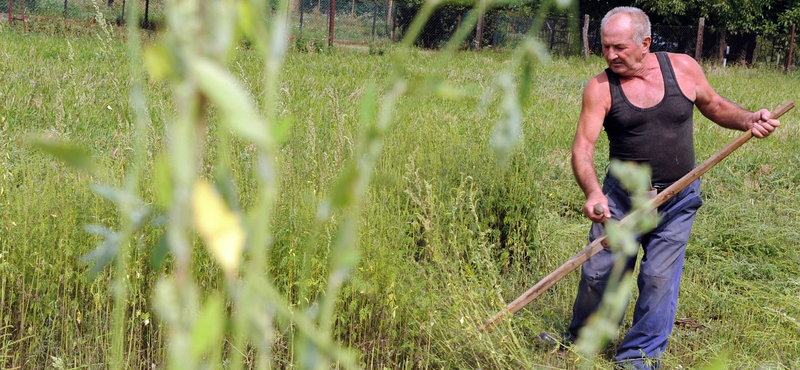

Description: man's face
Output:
[601,14,650,75]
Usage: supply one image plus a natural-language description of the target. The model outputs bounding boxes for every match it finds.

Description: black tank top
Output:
[603,52,695,184]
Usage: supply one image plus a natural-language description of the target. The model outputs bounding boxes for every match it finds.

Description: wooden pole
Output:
[328,0,335,46]
[582,14,589,60]
[391,3,397,42]
[386,0,393,40]
[787,24,796,72]
[695,17,704,62]
[299,0,305,36]
[476,1,485,50]
[371,2,377,41]
[479,101,795,333]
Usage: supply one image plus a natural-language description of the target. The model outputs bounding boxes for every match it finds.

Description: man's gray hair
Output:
[601,6,651,46]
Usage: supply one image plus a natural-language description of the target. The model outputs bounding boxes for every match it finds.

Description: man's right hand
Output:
[584,193,611,223]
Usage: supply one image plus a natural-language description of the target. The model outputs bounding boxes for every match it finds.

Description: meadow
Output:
[1,15,799,370]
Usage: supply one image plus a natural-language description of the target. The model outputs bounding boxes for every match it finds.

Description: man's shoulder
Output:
[582,70,613,111]
[665,52,701,72]
[587,69,611,87]
[585,70,610,94]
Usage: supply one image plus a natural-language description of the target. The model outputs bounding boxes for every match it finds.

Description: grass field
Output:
[1,17,799,370]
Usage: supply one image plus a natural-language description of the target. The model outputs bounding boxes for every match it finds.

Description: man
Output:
[566,6,780,369]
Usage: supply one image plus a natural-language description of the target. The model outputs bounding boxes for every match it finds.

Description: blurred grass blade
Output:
[31,137,97,173]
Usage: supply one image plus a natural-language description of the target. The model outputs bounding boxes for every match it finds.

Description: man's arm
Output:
[572,74,611,223]
[674,54,780,137]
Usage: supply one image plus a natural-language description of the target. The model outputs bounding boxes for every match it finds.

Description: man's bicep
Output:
[574,80,608,149]
[683,57,721,114]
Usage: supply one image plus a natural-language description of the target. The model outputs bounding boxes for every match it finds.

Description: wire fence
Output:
[3,0,798,69]
[293,0,394,44]
[1,0,162,27]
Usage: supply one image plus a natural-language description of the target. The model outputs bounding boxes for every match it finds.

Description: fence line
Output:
[3,0,798,68]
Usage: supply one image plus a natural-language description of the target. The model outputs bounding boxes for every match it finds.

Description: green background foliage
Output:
[1,7,799,370]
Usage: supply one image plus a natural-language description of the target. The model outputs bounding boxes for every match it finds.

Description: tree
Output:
[631,0,800,63]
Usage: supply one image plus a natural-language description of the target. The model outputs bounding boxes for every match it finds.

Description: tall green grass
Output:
[1,11,799,370]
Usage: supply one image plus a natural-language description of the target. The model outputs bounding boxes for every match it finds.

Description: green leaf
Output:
[143,43,176,81]
[318,164,358,221]
[609,159,651,194]
[31,137,97,173]
[359,84,377,119]
[191,295,226,358]
[89,184,150,228]
[151,231,169,271]
[490,73,522,167]
[699,353,728,370]
[237,0,256,41]
[518,57,533,105]
[81,225,121,277]
[153,153,173,208]
[190,58,268,145]
[90,184,139,206]
[272,114,294,145]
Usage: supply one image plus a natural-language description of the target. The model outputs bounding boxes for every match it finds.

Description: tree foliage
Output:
[633,0,800,35]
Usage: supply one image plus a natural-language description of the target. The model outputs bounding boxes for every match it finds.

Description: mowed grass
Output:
[1,25,799,369]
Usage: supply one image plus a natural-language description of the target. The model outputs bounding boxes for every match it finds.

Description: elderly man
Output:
[563,6,780,369]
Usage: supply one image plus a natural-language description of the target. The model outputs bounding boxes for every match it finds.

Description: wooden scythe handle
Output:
[480,100,795,333]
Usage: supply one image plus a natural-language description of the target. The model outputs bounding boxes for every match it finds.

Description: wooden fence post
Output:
[386,0,392,40]
[371,2,377,41]
[476,0,485,50]
[582,14,589,60]
[328,0,335,46]
[299,0,305,36]
[788,23,796,72]
[695,17,704,62]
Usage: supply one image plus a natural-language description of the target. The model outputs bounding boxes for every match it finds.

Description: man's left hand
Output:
[750,109,780,138]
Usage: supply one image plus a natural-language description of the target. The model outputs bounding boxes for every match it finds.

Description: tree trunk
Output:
[694,17,704,62]
[788,24,796,72]
[476,6,485,50]
[744,33,756,65]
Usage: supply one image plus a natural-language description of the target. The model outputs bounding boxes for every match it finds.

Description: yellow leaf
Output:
[192,181,244,277]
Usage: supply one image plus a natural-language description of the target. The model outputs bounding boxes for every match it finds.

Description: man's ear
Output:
[642,36,651,52]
